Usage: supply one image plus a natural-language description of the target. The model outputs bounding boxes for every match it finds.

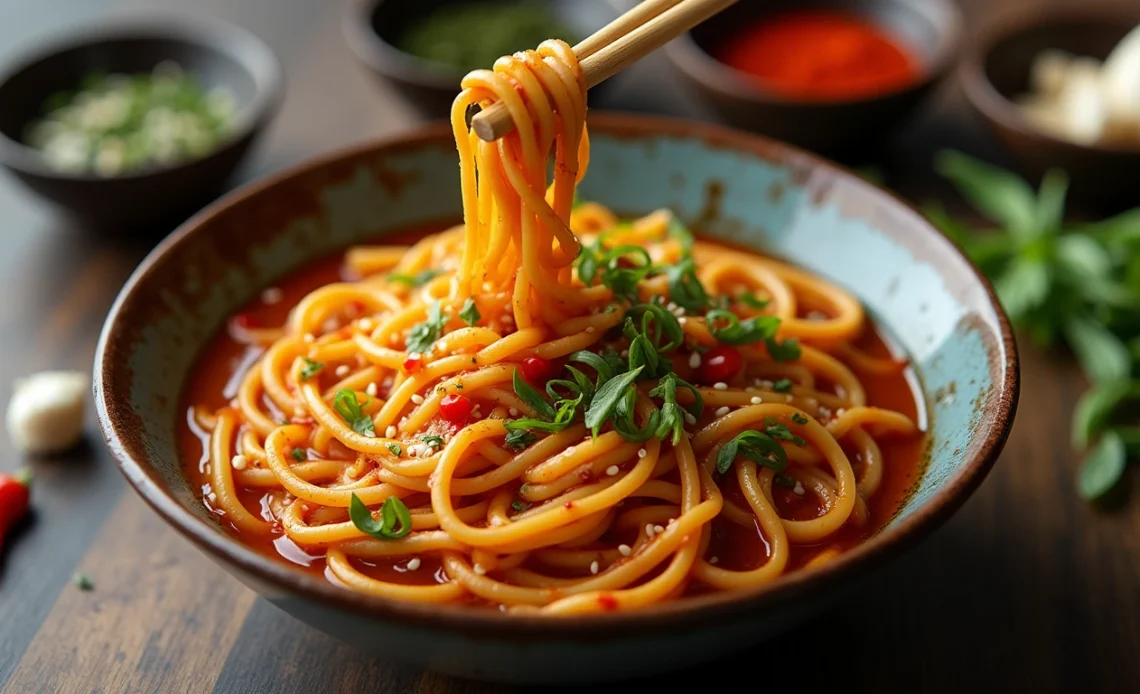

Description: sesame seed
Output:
[667,517,676,525]
[590,560,599,575]
[473,563,486,576]
[406,557,421,571]
[710,556,719,564]
[715,406,731,417]
[678,317,688,325]
[508,407,519,416]
[618,544,632,556]
[231,454,247,470]
[672,308,686,317]
[302,333,314,343]
[750,396,763,405]
[411,393,424,405]
[654,524,665,535]
[385,425,397,438]
[606,465,620,476]
[408,444,421,458]
[335,364,350,377]
[585,326,596,333]
[261,287,283,304]
[666,301,678,311]
[683,412,697,425]
[490,516,504,526]
[366,382,378,396]
[713,382,728,391]
[688,352,701,369]
[793,481,806,496]
[645,523,656,539]
[358,318,373,331]
[637,448,647,459]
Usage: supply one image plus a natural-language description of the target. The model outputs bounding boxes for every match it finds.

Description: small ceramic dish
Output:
[95,113,1017,685]
[960,5,1140,211]
[0,13,283,231]
[663,0,963,161]
[344,0,621,117]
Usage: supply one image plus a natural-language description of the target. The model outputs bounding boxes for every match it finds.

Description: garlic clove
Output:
[1102,24,1140,123]
[5,370,89,455]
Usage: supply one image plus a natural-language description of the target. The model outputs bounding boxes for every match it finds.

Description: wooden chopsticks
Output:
[468,0,737,142]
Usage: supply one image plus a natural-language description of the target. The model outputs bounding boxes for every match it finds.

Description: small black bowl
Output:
[664,0,963,162]
[344,0,621,118]
[0,13,284,232]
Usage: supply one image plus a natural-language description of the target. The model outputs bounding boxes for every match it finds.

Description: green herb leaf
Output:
[300,357,324,381]
[1036,168,1068,234]
[584,366,644,436]
[570,350,616,383]
[511,499,530,512]
[772,378,793,393]
[333,388,375,437]
[406,301,447,354]
[349,494,413,539]
[935,150,1039,238]
[773,474,797,489]
[995,256,1050,322]
[791,413,809,425]
[737,293,770,310]
[766,337,802,362]
[1071,382,1140,451]
[421,434,444,447]
[389,269,443,287]
[706,309,781,345]
[664,257,709,312]
[1064,315,1131,384]
[1076,430,1126,501]
[512,369,555,419]
[716,430,789,475]
[291,448,306,462]
[764,417,807,446]
[72,573,94,591]
[504,429,538,450]
[387,442,402,456]
[459,298,481,326]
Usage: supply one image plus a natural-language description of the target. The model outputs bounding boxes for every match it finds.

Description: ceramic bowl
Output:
[960,4,1140,212]
[94,114,1018,684]
[663,0,963,162]
[344,0,621,118]
[0,13,283,231]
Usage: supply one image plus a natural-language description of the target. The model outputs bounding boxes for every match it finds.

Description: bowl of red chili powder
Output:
[664,0,962,161]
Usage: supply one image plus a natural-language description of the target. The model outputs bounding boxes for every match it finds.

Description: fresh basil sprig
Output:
[349,494,412,539]
[405,301,447,354]
[333,388,375,437]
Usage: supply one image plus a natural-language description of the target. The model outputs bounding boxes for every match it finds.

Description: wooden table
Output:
[1,1,1137,692]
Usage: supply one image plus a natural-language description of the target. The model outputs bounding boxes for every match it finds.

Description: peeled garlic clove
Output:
[1056,68,1107,145]
[1102,24,1140,123]
[5,371,89,455]
[1029,48,1075,98]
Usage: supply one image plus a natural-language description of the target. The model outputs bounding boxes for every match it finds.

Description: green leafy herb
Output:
[511,369,556,419]
[387,443,402,456]
[706,309,781,345]
[791,413,809,425]
[389,269,443,287]
[772,378,793,393]
[773,474,797,488]
[738,293,770,310]
[930,149,1140,504]
[664,257,708,312]
[648,372,703,444]
[511,499,530,512]
[585,367,643,436]
[291,448,306,462]
[333,388,375,437]
[766,337,802,362]
[459,298,481,326]
[763,417,806,446]
[406,301,447,354]
[716,430,791,475]
[300,357,324,381]
[349,494,413,539]
[72,573,94,591]
[421,434,444,447]
[504,429,538,450]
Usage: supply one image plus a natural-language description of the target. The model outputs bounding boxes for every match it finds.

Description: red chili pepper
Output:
[439,393,473,425]
[699,345,743,384]
[520,355,558,385]
[0,469,32,552]
[403,353,423,373]
[596,594,619,611]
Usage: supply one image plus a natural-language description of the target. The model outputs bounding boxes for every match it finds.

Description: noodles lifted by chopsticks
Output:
[192,40,922,615]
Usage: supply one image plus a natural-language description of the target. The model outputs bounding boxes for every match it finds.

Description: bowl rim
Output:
[663,0,964,107]
[0,9,285,181]
[960,3,1140,156]
[95,111,1019,638]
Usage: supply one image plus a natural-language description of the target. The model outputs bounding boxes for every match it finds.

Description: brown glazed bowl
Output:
[961,5,1140,212]
[343,0,621,118]
[664,0,963,162]
[95,113,1018,684]
[0,13,283,232]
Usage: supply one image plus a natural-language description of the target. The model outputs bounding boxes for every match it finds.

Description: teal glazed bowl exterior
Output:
[94,114,1018,685]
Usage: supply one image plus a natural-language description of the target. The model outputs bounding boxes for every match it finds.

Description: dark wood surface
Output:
[1,1,1137,692]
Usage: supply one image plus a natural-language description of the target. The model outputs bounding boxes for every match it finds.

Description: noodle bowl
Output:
[180,40,924,615]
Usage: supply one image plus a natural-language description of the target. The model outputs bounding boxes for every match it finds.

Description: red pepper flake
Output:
[403,353,423,373]
[563,501,575,510]
[597,594,619,611]
[350,301,366,314]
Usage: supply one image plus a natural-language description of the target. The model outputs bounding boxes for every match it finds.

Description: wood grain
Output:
[0,0,1138,692]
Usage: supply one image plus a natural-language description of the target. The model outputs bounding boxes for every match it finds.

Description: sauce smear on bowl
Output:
[715,10,921,100]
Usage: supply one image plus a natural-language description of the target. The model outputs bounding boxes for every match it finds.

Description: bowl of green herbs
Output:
[345,0,621,116]
[0,14,283,231]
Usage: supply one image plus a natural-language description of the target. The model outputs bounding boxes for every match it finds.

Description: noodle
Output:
[183,40,923,614]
